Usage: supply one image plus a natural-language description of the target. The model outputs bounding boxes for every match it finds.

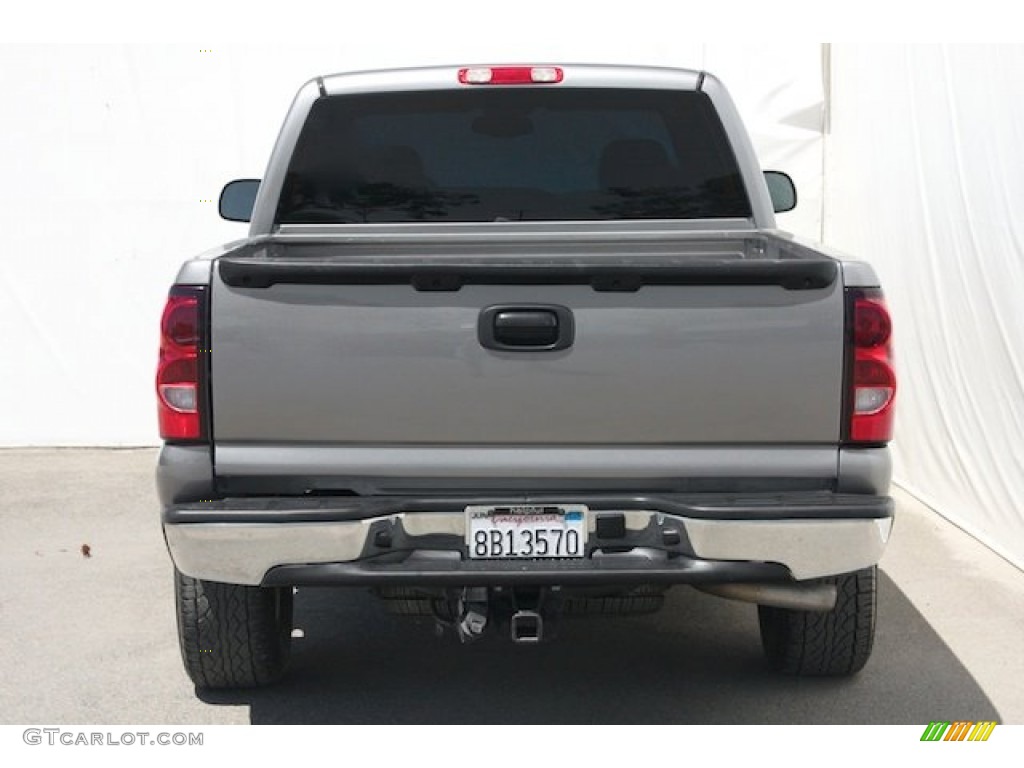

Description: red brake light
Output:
[163,301,200,346]
[853,298,891,348]
[847,290,896,444]
[458,66,564,85]
[157,287,205,441]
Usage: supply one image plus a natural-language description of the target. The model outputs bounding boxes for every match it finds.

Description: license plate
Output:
[465,505,588,559]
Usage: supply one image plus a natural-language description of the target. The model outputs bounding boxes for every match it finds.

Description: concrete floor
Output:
[1,448,1021,724]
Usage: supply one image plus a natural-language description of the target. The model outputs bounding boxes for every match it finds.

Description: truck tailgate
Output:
[209,233,845,454]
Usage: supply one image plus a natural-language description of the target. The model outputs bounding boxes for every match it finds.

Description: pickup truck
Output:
[157,64,896,690]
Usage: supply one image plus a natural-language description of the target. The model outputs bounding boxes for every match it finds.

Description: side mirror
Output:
[219,179,261,222]
[764,171,797,213]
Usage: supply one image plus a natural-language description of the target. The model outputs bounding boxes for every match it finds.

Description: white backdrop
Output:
[825,44,1024,570]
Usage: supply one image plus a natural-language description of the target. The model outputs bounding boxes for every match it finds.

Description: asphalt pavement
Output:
[1,448,1020,724]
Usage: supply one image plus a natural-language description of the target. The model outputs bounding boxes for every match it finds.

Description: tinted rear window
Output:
[277,88,751,224]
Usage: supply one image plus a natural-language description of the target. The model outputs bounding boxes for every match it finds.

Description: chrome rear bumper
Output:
[163,493,893,586]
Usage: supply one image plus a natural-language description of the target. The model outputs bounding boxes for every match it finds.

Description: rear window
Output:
[276,88,751,224]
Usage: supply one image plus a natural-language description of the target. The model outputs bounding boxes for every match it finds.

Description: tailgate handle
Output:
[479,305,574,351]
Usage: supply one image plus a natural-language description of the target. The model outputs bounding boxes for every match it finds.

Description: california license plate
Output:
[465,505,588,559]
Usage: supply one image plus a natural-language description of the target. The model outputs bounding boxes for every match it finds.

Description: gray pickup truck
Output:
[156,64,896,689]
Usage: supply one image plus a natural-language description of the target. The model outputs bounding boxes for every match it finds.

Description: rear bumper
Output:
[162,493,893,587]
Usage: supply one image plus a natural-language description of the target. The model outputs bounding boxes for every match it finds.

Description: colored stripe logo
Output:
[920,721,997,741]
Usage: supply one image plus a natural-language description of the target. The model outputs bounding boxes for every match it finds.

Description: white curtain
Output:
[825,44,1024,570]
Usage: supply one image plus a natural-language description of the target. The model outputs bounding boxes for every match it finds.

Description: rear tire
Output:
[758,566,877,676]
[175,568,293,689]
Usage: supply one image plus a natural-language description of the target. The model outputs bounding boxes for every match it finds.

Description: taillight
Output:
[845,289,895,444]
[157,286,206,441]
[457,66,564,85]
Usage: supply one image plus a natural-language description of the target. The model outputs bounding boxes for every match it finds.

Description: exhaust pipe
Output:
[695,582,838,612]
[510,610,543,644]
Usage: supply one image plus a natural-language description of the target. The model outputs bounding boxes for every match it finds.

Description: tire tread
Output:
[758,566,876,676]
[175,569,292,689]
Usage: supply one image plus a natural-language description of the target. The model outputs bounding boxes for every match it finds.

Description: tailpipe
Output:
[695,582,838,612]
